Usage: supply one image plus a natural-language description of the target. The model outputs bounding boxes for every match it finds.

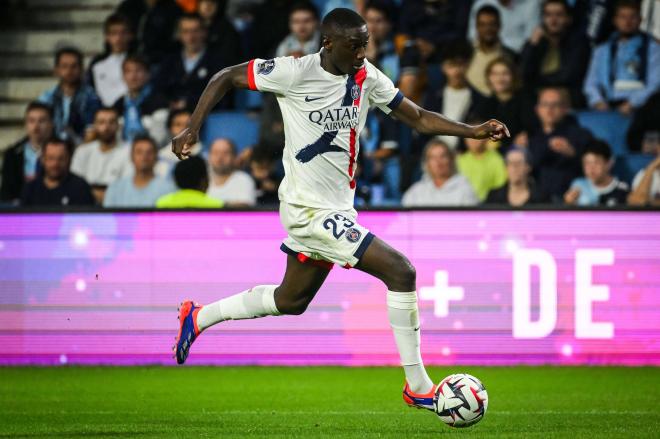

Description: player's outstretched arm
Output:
[171,62,250,160]
[391,96,510,141]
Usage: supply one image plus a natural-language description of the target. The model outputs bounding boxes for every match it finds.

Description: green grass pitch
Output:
[1,366,658,438]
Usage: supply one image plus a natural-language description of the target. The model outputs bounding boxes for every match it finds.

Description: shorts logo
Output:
[257,59,275,75]
[351,84,361,100]
[345,227,361,243]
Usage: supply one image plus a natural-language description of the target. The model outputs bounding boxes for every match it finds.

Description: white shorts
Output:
[279,202,375,269]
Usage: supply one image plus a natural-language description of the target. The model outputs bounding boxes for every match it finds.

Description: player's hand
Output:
[172,127,198,160]
[472,119,510,141]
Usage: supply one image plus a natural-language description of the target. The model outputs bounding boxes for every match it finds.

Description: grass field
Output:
[1,366,658,438]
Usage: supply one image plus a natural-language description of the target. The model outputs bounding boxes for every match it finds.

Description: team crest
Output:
[351,84,361,100]
[257,59,275,75]
[345,227,361,243]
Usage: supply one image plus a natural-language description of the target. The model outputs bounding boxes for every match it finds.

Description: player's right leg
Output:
[173,254,330,364]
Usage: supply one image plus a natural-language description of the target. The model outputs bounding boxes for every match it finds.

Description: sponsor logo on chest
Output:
[307,82,365,132]
[308,106,360,131]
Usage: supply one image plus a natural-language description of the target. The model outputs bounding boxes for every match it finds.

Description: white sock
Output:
[196,285,281,331]
[387,290,434,394]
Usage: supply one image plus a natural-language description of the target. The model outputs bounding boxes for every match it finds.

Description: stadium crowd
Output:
[2,0,659,208]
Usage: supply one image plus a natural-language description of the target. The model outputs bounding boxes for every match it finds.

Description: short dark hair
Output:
[54,47,83,67]
[615,0,641,13]
[94,106,119,118]
[543,0,571,14]
[173,155,208,189]
[179,12,205,27]
[476,4,501,23]
[43,137,74,157]
[25,101,53,120]
[584,139,613,161]
[321,7,366,38]
[104,13,131,34]
[167,108,192,129]
[131,133,158,153]
[250,145,276,164]
[290,1,319,20]
[442,39,473,63]
[122,54,149,71]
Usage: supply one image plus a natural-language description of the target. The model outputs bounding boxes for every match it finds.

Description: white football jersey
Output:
[247,52,403,210]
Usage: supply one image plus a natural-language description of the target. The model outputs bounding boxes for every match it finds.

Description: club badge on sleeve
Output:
[258,59,275,75]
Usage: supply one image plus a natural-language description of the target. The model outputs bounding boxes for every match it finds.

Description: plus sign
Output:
[419,270,464,317]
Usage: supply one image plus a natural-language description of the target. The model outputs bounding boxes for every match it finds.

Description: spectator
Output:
[21,138,95,207]
[104,134,174,207]
[364,0,399,83]
[457,114,508,201]
[154,13,230,110]
[584,0,660,115]
[398,0,472,102]
[529,87,593,201]
[423,41,485,150]
[88,14,134,107]
[112,55,169,143]
[628,141,660,206]
[38,47,101,142]
[116,0,182,64]
[475,57,535,150]
[71,107,132,204]
[466,5,517,97]
[485,148,549,206]
[275,2,320,58]
[521,0,591,108]
[1,102,55,203]
[402,139,478,207]
[197,0,242,66]
[249,146,281,206]
[156,155,223,207]
[156,109,203,176]
[258,2,320,149]
[564,139,629,206]
[626,90,660,153]
[468,0,541,53]
[206,138,257,206]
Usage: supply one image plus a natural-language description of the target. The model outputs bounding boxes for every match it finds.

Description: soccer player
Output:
[172,8,509,412]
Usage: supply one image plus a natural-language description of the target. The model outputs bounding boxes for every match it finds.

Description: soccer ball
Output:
[433,373,488,428]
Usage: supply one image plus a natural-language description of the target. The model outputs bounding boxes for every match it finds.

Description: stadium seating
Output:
[235,89,263,111]
[576,111,631,156]
[201,111,259,152]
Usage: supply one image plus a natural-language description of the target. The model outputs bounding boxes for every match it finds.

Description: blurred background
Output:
[0,0,658,367]
[0,0,658,209]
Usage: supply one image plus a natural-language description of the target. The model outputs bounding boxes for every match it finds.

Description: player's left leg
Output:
[355,236,435,409]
